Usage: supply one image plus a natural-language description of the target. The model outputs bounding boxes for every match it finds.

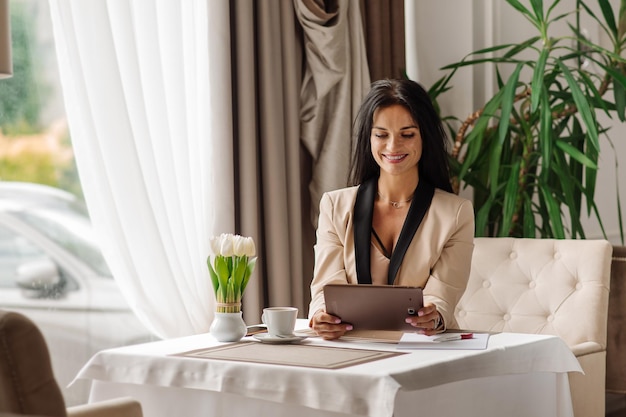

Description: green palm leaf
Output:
[531,49,549,112]
[557,60,600,152]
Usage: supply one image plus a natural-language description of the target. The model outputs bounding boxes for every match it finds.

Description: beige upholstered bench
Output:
[455,237,612,417]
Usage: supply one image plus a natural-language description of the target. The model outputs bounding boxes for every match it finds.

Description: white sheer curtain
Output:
[48,0,235,338]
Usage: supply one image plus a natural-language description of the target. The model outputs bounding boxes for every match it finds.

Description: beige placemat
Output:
[174,341,406,369]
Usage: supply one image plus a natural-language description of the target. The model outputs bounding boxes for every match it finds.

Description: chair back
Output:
[0,310,67,417]
[455,238,612,349]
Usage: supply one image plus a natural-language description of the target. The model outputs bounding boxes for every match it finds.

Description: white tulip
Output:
[219,233,234,257]
[208,233,255,258]
[242,236,256,257]
[207,233,257,313]
[233,235,247,257]
[208,236,221,256]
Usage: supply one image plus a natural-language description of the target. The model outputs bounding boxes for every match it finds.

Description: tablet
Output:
[323,284,424,331]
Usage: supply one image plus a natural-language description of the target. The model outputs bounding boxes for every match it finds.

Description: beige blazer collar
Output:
[353,178,435,285]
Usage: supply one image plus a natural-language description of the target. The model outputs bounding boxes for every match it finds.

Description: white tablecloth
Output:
[74,320,582,417]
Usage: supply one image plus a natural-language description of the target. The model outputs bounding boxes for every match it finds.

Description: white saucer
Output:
[253,333,308,344]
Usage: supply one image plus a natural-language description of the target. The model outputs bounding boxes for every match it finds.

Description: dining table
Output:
[73,319,582,417]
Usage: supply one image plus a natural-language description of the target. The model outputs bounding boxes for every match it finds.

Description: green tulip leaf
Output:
[207,256,219,294]
[241,257,257,294]
[215,256,230,300]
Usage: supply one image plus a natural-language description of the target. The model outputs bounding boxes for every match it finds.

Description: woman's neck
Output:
[377,173,419,202]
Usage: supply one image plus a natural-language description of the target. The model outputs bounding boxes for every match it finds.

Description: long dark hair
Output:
[348,79,453,193]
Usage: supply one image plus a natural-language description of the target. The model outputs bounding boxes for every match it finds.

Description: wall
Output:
[405,0,626,244]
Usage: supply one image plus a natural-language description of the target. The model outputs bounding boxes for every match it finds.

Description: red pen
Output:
[433,333,474,342]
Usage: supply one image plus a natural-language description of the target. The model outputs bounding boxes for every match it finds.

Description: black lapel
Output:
[387,181,435,285]
[353,178,376,284]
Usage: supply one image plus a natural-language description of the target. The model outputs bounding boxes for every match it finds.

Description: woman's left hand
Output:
[405,302,442,335]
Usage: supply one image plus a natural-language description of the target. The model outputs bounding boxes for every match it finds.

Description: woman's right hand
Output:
[310,310,353,340]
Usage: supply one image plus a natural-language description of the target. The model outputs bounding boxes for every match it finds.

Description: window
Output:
[0,0,153,406]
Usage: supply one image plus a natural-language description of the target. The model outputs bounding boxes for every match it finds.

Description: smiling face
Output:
[370,104,422,179]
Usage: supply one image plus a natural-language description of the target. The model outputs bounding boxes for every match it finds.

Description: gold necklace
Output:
[377,192,413,209]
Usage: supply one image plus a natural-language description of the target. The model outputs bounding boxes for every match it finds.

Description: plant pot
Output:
[210,311,247,342]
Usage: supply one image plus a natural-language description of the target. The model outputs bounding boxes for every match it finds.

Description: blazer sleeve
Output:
[423,198,475,330]
[308,192,352,319]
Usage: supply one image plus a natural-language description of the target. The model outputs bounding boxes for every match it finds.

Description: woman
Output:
[309,79,475,340]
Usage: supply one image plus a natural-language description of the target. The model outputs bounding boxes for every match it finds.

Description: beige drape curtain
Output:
[233,0,371,321]
[231,1,306,323]
[360,0,405,81]
[295,0,371,229]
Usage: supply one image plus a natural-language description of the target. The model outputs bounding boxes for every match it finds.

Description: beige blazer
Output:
[309,182,475,329]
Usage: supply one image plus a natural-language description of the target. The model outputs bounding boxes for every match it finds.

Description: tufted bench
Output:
[455,237,612,417]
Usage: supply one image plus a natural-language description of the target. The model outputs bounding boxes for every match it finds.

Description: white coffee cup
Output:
[261,307,298,337]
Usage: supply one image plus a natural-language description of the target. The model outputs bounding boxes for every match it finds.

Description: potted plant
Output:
[429,0,626,241]
[207,233,257,341]
[426,0,626,398]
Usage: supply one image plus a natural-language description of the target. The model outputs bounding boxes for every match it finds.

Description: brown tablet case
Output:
[323,284,424,331]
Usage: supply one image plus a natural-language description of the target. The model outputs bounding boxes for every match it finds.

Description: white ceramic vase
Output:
[210,311,247,342]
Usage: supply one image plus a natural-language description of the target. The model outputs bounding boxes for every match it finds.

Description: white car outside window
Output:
[0,182,156,406]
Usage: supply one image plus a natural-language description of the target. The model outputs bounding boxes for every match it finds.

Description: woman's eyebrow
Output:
[372,125,418,130]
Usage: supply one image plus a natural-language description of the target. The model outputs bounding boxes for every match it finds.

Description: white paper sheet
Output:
[397,332,490,349]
